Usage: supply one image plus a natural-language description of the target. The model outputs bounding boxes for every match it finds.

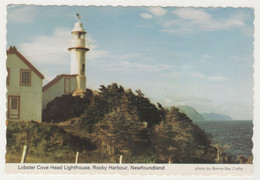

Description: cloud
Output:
[139,13,153,19]
[199,54,212,64]
[161,8,248,34]
[207,84,224,88]
[208,76,228,81]
[92,59,185,73]
[160,68,228,82]
[139,7,167,20]
[121,62,172,72]
[229,54,253,66]
[189,72,206,79]
[17,27,73,83]
[18,28,71,65]
[88,49,109,60]
[189,72,228,81]
[202,54,211,59]
[173,8,211,22]
[139,7,251,35]
[164,95,211,106]
[8,6,38,23]
[148,7,167,17]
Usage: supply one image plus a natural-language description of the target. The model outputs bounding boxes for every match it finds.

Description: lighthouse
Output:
[68,14,89,97]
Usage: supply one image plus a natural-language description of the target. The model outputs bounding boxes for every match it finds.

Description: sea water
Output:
[196,120,253,158]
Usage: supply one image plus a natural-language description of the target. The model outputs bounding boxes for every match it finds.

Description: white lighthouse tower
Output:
[68,14,89,97]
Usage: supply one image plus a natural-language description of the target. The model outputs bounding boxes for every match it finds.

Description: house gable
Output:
[43,74,78,92]
[42,74,78,110]
[7,46,44,79]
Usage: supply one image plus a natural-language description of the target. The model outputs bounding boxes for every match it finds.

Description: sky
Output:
[6,5,254,120]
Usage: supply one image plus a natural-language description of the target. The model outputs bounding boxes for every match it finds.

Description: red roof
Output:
[42,74,78,92]
[7,46,44,79]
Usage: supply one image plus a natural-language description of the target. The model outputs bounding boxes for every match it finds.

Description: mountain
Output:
[202,113,233,121]
[177,106,233,121]
[177,105,205,121]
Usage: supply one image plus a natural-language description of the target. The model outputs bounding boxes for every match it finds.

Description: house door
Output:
[64,78,71,94]
[8,96,20,119]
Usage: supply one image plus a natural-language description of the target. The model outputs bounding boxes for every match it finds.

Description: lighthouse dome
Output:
[71,22,86,34]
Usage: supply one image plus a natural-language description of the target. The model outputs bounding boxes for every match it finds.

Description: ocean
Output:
[196,120,253,158]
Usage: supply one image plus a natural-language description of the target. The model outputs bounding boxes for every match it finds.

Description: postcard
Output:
[1,0,259,179]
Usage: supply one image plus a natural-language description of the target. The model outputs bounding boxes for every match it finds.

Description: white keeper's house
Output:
[6,46,44,122]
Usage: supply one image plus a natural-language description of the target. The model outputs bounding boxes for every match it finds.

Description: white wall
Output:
[7,54,43,122]
[70,49,86,76]
[42,76,77,110]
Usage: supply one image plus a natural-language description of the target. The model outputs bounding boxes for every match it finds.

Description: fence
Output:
[19,145,125,164]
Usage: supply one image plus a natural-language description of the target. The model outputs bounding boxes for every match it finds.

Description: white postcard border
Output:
[1,0,260,179]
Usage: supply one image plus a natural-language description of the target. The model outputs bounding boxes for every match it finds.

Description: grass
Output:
[6,120,97,163]
[5,120,127,163]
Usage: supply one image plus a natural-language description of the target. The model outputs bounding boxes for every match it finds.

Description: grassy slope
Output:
[6,121,100,163]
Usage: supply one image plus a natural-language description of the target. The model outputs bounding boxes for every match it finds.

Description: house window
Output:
[6,68,10,85]
[11,97,18,109]
[20,69,31,86]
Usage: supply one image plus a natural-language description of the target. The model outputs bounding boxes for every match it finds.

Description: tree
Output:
[94,94,150,159]
[81,83,162,132]
[42,95,89,123]
[151,106,213,163]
